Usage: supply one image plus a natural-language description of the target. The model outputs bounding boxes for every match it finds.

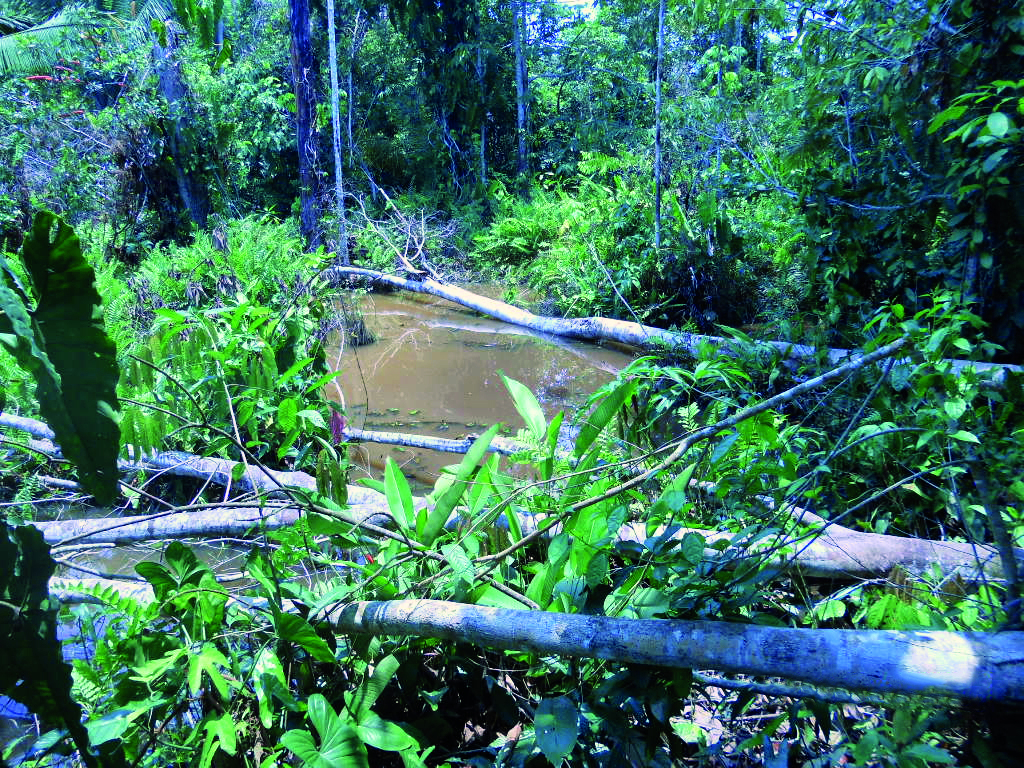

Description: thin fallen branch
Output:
[322,267,1020,382]
[342,426,521,456]
[324,599,1024,702]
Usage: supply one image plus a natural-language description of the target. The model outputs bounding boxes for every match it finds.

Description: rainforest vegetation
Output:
[1,0,1024,765]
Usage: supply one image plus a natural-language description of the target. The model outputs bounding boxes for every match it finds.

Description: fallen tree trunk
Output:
[322,267,1020,381]
[326,599,1024,701]
[38,505,303,546]
[7,412,1017,580]
[33,495,1014,581]
[48,580,1024,701]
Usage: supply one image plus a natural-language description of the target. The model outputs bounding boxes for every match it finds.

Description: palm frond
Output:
[0,8,83,74]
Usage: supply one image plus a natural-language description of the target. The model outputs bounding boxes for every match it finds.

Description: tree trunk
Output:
[476,38,487,187]
[153,34,210,231]
[513,0,528,183]
[347,9,363,168]
[289,0,322,250]
[326,0,348,264]
[50,577,1024,702]
[8,410,1018,580]
[653,0,665,250]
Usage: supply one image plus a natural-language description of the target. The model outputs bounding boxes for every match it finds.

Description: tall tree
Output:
[153,27,211,231]
[326,0,348,264]
[653,0,665,249]
[289,0,321,249]
[513,0,529,183]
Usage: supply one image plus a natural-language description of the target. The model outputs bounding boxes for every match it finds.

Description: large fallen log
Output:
[322,267,1021,380]
[327,599,1024,701]
[48,580,1024,701]
[6,411,1018,580]
[33,495,1014,582]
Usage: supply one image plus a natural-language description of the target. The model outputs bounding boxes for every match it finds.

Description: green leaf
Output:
[305,694,369,768]
[927,105,967,134]
[421,424,501,546]
[0,525,103,767]
[275,613,335,662]
[943,398,967,420]
[441,542,474,588]
[982,148,1009,174]
[950,429,980,444]
[277,397,299,431]
[904,743,956,764]
[651,463,698,520]
[253,648,292,729]
[85,708,136,746]
[500,371,546,442]
[680,531,705,565]
[814,600,846,621]
[384,458,415,531]
[348,655,401,722]
[535,696,578,765]
[0,212,120,503]
[986,111,1011,138]
[353,713,418,753]
[188,645,232,699]
[574,378,637,457]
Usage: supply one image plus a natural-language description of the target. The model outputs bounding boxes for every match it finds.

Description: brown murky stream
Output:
[326,289,637,490]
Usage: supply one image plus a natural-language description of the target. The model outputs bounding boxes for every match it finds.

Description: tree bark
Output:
[49,581,1024,701]
[9,411,1016,582]
[152,33,210,231]
[326,0,348,264]
[513,0,528,183]
[289,0,322,250]
[653,0,665,250]
[476,37,487,187]
[324,600,1024,701]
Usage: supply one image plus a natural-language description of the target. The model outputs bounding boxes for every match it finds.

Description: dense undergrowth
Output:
[2,212,1022,767]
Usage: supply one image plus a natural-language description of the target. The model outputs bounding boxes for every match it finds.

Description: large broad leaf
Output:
[0,211,120,503]
[281,695,368,768]
[534,696,579,765]
[0,524,114,767]
[384,458,415,531]
[574,378,637,458]
[346,654,401,721]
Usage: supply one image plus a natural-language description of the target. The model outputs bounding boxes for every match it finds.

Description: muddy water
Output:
[326,290,637,490]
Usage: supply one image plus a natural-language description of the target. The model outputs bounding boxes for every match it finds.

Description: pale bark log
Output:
[48,581,1024,701]
[325,599,1024,702]
[321,267,1019,381]
[6,412,1018,580]
[39,506,303,546]
[31,495,1015,581]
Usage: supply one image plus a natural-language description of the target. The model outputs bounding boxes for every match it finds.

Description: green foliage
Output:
[0,524,114,767]
[0,211,120,502]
